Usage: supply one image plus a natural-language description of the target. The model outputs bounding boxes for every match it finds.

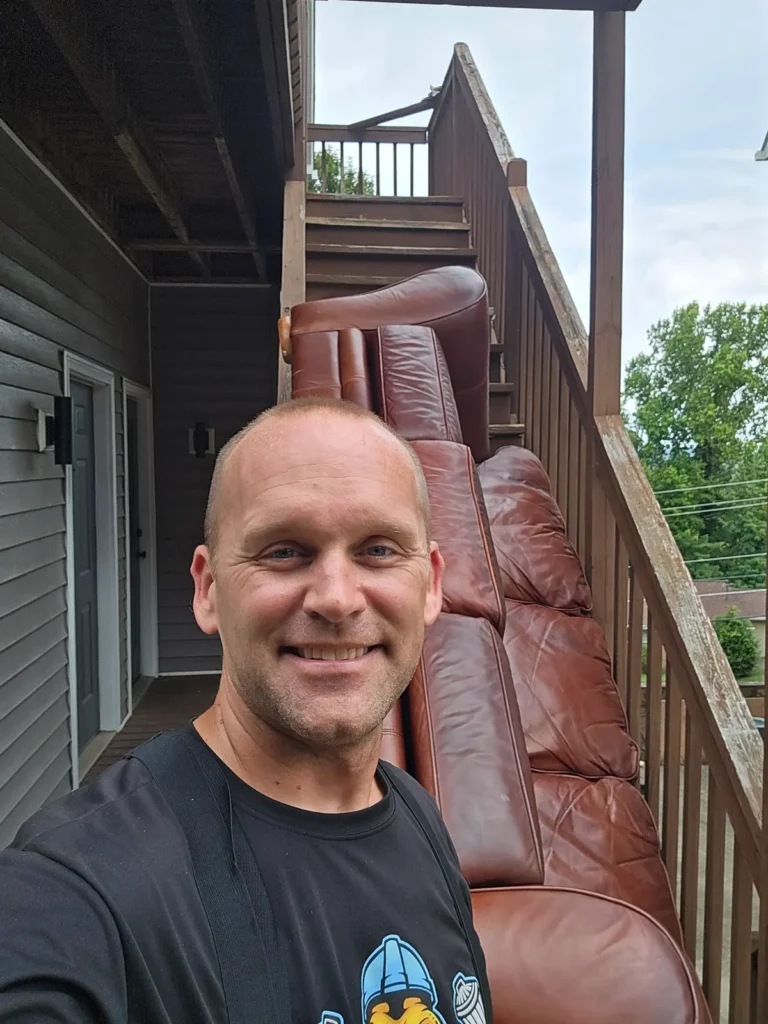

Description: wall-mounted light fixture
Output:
[34,397,72,465]
[188,421,215,459]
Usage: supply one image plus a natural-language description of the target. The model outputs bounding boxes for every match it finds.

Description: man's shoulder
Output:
[11,743,189,881]
[380,762,445,831]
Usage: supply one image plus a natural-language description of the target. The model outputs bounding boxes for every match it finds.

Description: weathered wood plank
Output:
[278,179,306,402]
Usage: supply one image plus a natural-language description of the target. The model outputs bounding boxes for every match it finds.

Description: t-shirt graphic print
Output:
[319,934,486,1024]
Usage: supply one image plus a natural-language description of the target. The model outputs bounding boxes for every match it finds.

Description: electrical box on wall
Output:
[34,398,73,465]
[189,422,215,458]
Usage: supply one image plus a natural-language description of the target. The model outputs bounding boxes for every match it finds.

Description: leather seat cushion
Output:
[478,445,591,614]
[412,439,505,633]
[408,612,543,888]
[472,887,705,1023]
[533,772,683,946]
[504,598,638,779]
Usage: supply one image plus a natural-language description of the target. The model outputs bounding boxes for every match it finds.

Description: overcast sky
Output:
[313,0,768,373]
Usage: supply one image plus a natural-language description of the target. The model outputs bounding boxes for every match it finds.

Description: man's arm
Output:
[0,849,127,1023]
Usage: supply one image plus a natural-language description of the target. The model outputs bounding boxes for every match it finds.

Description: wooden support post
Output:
[278,116,308,405]
[586,9,625,632]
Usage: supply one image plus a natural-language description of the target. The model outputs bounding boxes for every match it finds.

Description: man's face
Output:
[191,414,443,750]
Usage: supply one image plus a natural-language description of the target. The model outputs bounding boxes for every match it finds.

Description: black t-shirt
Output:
[219,749,487,1024]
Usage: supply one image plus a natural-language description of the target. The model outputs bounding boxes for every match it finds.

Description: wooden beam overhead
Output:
[348,94,439,133]
[171,0,265,279]
[28,0,207,278]
[254,0,295,170]
[329,0,641,8]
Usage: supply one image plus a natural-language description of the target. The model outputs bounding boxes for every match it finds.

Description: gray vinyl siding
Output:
[0,125,148,847]
[150,286,279,674]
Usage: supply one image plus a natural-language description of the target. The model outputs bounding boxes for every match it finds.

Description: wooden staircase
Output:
[305,193,525,452]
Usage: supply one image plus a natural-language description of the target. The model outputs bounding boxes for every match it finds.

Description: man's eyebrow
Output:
[240,517,420,546]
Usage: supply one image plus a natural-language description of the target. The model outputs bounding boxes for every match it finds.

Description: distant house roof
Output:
[694,580,767,621]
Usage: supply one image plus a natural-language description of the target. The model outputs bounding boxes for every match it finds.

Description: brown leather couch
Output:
[285,267,710,1023]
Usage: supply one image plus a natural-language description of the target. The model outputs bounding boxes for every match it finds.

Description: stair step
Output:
[306,217,472,248]
[306,194,467,223]
[306,244,476,278]
[490,342,504,354]
[489,383,515,394]
[489,423,525,437]
[306,273,404,301]
[307,244,475,258]
[489,422,525,453]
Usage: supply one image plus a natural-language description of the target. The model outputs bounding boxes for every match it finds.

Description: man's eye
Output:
[364,544,394,559]
[265,546,301,561]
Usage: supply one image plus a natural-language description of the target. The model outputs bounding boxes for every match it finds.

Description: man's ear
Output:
[423,541,445,628]
[190,546,219,636]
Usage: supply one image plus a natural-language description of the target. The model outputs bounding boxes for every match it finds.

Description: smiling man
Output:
[0,398,492,1024]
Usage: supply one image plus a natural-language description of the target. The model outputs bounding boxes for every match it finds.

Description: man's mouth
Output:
[282,645,379,662]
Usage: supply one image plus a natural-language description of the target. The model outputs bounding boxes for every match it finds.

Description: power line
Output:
[662,496,768,514]
[685,552,767,565]
[664,498,768,518]
[654,477,768,497]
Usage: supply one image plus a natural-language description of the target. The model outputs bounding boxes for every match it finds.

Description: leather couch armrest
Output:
[471,886,711,1024]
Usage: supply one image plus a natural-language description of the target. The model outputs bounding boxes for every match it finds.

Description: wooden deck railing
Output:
[432,43,766,1021]
[308,124,428,197]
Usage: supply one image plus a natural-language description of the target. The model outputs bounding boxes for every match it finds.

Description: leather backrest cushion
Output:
[372,324,463,443]
[478,446,591,614]
[504,599,638,779]
[291,327,372,409]
[290,266,491,462]
[408,612,543,887]
[472,887,707,1024]
[532,773,682,947]
[411,439,505,633]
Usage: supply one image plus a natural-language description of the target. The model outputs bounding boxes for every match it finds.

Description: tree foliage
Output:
[624,302,768,589]
[712,608,759,679]
[307,146,375,196]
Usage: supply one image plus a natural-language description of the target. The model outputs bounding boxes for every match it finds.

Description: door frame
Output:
[123,379,159,700]
[63,352,121,784]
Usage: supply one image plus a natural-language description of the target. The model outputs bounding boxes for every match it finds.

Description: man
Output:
[0,398,491,1024]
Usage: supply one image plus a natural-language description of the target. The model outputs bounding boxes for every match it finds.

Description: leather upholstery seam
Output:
[489,630,545,878]
[417,653,441,809]
[430,327,451,437]
[375,326,390,426]
[465,448,505,631]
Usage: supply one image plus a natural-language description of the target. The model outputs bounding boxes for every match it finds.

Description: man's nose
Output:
[302,553,367,622]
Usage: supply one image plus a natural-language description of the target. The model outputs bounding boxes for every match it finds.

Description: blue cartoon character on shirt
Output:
[318,934,485,1024]
[361,934,447,1024]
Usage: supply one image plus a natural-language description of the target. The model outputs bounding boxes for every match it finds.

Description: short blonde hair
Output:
[203,397,431,560]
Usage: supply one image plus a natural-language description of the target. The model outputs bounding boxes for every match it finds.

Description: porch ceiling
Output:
[0,0,297,284]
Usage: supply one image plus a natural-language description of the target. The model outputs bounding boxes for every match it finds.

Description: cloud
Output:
[315,0,768,376]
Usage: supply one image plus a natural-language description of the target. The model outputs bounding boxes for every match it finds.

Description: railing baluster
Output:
[525,274,536,450]
[626,566,643,749]
[340,141,345,193]
[519,261,530,428]
[410,142,414,196]
[613,529,629,704]
[567,397,579,549]
[548,334,559,487]
[577,423,587,561]
[393,143,398,196]
[662,661,682,895]
[681,714,702,961]
[703,779,726,1015]
[557,368,569,520]
[358,141,363,194]
[540,327,551,473]
[728,846,754,1023]
[321,142,327,192]
[646,614,663,821]
[375,143,380,196]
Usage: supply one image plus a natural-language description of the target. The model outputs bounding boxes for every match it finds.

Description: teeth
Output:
[297,647,370,661]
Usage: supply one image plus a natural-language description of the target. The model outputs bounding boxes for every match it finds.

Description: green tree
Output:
[624,302,768,589]
[307,146,375,196]
[712,608,759,679]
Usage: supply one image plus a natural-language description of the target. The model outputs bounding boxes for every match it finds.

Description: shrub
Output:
[712,607,759,679]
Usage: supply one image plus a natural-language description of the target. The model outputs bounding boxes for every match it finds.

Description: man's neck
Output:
[193,687,385,814]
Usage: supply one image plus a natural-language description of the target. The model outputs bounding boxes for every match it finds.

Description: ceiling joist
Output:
[28,0,208,278]
[171,0,265,279]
